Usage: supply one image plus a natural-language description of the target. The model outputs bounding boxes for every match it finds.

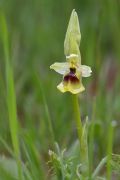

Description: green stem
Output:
[106,95,115,180]
[89,98,96,177]
[72,94,83,144]
[72,94,89,176]
[107,122,114,180]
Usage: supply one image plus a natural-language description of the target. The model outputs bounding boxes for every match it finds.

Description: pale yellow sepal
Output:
[50,62,69,75]
[81,65,92,77]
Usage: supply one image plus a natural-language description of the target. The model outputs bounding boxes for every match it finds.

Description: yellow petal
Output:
[50,62,69,75]
[57,82,66,93]
[81,65,92,77]
[57,81,85,94]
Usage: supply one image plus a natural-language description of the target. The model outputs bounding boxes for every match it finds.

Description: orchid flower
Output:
[50,9,92,94]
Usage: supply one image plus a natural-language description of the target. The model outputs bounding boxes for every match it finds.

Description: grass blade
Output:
[0,11,23,179]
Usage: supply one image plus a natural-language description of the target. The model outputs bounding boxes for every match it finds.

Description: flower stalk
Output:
[72,94,89,176]
[72,94,82,143]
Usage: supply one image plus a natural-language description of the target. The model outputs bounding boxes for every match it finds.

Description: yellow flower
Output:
[50,10,92,94]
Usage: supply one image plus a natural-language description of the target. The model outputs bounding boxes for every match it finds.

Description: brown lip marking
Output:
[70,68,76,73]
[64,68,79,83]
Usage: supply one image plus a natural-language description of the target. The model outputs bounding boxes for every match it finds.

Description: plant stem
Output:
[89,98,96,178]
[72,94,83,144]
[107,121,114,180]
[106,95,115,180]
[72,94,89,176]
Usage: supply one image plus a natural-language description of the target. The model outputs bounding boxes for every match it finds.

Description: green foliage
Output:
[110,154,120,175]
[0,0,120,179]
[0,11,23,179]
[48,143,81,180]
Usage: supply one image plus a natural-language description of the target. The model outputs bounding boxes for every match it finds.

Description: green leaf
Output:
[110,154,120,174]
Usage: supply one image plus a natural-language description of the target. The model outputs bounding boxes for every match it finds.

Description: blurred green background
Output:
[0,0,120,178]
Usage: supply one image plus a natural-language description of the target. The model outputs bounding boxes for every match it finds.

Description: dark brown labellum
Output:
[64,68,79,83]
